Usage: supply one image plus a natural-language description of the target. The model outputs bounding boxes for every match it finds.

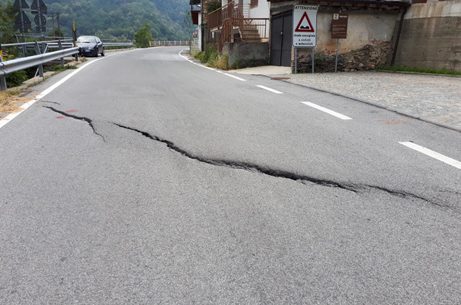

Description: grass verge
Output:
[0,89,23,113]
[194,46,229,70]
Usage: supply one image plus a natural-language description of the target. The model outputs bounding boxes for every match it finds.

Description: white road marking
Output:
[257,85,283,94]
[399,142,461,169]
[178,50,247,81]
[301,102,352,120]
[224,73,246,82]
[0,57,104,130]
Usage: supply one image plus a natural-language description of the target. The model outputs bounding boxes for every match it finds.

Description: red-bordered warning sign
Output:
[293,5,318,47]
[295,12,315,33]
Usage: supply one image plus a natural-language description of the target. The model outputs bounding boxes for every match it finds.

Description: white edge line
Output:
[256,85,283,94]
[224,73,246,82]
[399,142,461,169]
[178,49,247,81]
[0,57,105,130]
[301,102,352,120]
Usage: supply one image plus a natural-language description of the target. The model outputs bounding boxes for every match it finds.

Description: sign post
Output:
[293,5,318,74]
[331,12,348,72]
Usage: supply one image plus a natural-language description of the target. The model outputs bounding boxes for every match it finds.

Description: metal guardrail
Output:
[1,40,132,50]
[0,47,79,90]
[0,40,135,90]
[1,39,74,48]
[104,42,134,48]
[152,41,191,47]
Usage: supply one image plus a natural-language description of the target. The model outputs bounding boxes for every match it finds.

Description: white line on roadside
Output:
[301,102,352,120]
[0,57,104,130]
[178,50,247,81]
[399,142,461,169]
[257,85,283,94]
[37,58,103,99]
[224,73,246,82]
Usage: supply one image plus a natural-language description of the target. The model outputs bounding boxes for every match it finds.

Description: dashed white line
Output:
[399,142,461,169]
[301,102,352,120]
[257,85,283,94]
[224,73,246,82]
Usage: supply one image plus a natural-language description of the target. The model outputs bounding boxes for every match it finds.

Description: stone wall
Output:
[295,41,391,73]
[316,11,399,54]
[394,0,461,71]
[222,42,270,68]
[293,9,399,72]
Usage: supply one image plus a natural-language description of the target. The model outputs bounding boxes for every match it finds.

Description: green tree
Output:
[207,0,221,12]
[0,1,15,43]
[134,23,153,48]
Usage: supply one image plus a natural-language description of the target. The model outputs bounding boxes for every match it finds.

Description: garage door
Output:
[271,11,292,66]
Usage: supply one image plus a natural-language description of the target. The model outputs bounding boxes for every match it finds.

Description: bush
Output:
[6,70,28,87]
[193,46,229,70]
[210,54,229,70]
[134,23,153,48]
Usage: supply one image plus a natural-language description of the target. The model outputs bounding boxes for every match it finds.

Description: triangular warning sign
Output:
[295,12,314,32]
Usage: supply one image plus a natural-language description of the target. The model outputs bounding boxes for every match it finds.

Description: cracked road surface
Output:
[1,47,460,305]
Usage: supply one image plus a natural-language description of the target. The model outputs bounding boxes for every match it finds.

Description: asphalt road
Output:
[0,47,460,305]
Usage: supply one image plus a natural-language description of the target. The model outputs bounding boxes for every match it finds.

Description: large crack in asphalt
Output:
[113,123,448,209]
[43,106,450,209]
[113,123,358,193]
[44,106,106,142]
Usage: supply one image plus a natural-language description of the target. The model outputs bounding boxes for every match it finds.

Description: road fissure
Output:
[112,123,450,210]
[44,106,106,142]
[43,106,450,210]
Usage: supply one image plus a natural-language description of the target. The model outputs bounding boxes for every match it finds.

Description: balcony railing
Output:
[206,1,269,50]
[207,1,246,29]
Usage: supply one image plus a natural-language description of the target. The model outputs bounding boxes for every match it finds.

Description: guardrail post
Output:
[0,52,6,90]
[58,39,64,67]
[35,42,44,78]
[0,71,6,91]
[0,77,6,90]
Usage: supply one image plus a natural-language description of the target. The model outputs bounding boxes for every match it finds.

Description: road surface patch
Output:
[301,102,352,120]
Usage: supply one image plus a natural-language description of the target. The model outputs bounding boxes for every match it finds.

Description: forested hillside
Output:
[0,0,192,40]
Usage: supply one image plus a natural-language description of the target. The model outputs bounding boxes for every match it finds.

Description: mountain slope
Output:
[1,0,192,40]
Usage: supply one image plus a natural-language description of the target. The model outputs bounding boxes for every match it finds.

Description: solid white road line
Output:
[178,50,247,81]
[257,85,283,94]
[0,58,104,130]
[224,73,246,82]
[399,142,461,169]
[301,102,352,120]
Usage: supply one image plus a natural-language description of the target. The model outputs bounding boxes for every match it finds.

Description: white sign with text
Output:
[293,5,318,48]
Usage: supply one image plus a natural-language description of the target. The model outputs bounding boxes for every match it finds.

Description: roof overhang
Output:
[268,0,410,9]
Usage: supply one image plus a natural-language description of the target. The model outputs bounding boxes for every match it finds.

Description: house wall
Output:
[316,12,398,55]
[249,0,270,19]
[270,2,401,72]
[394,0,461,71]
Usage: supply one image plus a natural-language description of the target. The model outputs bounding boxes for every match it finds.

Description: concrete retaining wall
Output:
[394,0,461,71]
[223,42,270,68]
